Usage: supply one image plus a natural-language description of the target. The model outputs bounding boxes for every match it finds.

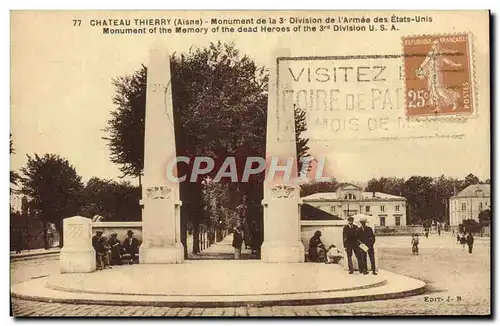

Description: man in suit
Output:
[122,230,140,264]
[343,216,361,274]
[91,230,103,254]
[357,217,377,275]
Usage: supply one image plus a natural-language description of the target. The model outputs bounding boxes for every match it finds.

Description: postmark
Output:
[402,33,474,117]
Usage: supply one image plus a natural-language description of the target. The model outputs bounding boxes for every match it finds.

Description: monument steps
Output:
[11,262,426,307]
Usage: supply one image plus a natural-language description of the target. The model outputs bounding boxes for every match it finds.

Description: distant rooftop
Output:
[451,184,490,198]
[302,191,405,201]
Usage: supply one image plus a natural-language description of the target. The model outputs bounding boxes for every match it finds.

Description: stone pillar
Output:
[139,45,184,264]
[60,216,96,273]
[261,49,305,263]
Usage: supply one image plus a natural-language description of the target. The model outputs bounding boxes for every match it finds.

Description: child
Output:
[96,236,112,270]
[411,233,419,255]
[460,234,467,251]
[326,244,343,264]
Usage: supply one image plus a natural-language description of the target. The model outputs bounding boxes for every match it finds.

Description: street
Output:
[10,233,490,316]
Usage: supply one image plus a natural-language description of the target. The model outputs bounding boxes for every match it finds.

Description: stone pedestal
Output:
[60,216,96,273]
[139,45,184,264]
[261,48,304,263]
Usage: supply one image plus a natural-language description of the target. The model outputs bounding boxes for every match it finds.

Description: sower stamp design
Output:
[402,33,474,117]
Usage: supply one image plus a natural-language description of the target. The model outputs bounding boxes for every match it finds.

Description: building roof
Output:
[451,184,490,199]
[302,191,405,201]
[301,204,344,220]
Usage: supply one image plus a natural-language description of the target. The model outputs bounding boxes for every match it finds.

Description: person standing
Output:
[250,221,262,258]
[108,232,122,265]
[466,232,474,254]
[13,228,23,254]
[343,216,362,274]
[357,218,377,275]
[460,233,467,251]
[411,233,420,255]
[232,227,243,260]
[92,230,103,257]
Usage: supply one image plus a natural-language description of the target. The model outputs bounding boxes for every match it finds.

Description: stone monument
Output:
[261,49,305,263]
[139,46,184,264]
[60,216,96,273]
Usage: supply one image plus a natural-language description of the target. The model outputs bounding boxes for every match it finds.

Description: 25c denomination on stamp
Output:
[402,33,474,117]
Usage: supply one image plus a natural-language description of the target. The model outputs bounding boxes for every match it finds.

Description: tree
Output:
[295,105,310,173]
[19,154,83,248]
[300,179,340,197]
[103,66,147,185]
[460,219,482,234]
[104,42,310,254]
[478,208,491,226]
[10,134,19,186]
[365,177,405,196]
[402,176,434,225]
[463,173,480,188]
[79,177,141,221]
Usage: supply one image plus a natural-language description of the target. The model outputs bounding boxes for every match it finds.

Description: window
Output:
[395,205,400,212]
[479,202,483,210]
[380,205,385,212]
[380,216,386,226]
[395,216,401,226]
[344,193,356,200]
[366,206,370,213]
[461,202,467,211]
[330,206,336,212]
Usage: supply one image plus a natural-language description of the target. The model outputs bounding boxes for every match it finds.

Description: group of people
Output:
[308,231,344,264]
[457,232,475,254]
[92,229,141,270]
[308,216,377,275]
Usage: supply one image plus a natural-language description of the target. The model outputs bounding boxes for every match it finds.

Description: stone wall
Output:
[374,225,424,236]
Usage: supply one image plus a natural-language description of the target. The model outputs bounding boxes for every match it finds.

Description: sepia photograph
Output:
[9,10,491,317]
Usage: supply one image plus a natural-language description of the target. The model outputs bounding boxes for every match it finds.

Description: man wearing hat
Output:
[343,216,361,274]
[92,230,103,255]
[357,217,377,275]
[122,230,140,264]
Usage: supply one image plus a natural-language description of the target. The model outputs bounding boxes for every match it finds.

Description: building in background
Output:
[449,184,490,226]
[301,184,407,226]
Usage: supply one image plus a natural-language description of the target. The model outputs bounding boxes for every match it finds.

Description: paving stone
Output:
[177,307,193,316]
[317,310,332,317]
[163,307,181,316]
[235,307,248,316]
[222,307,236,316]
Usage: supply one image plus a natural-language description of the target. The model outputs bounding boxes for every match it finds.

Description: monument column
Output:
[139,46,184,264]
[261,49,305,263]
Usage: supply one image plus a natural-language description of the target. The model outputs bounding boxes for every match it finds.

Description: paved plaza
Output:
[10,233,490,316]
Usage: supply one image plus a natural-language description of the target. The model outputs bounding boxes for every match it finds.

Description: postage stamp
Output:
[402,33,474,117]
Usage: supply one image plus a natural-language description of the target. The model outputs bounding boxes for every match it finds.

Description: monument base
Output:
[60,247,96,273]
[261,241,305,263]
[139,243,184,264]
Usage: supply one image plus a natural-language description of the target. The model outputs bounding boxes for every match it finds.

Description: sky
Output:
[10,11,490,185]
